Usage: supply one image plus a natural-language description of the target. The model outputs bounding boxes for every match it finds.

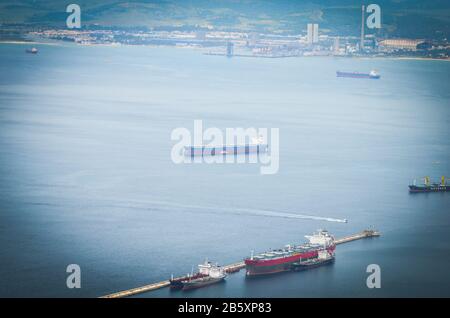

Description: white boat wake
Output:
[104,198,348,223]
[226,207,348,223]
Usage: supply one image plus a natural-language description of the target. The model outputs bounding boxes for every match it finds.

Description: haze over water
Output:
[0,43,449,297]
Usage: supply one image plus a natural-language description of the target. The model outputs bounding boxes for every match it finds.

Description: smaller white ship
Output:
[26,47,38,54]
[182,262,227,291]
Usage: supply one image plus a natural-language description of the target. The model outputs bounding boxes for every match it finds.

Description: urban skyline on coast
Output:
[1,1,449,59]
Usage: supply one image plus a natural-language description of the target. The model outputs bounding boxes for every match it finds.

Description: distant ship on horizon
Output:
[337,70,380,79]
[25,47,38,54]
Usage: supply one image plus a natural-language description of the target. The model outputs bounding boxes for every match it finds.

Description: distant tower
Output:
[334,37,340,54]
[226,42,234,57]
[307,23,319,44]
[313,23,319,43]
[307,23,313,44]
[360,5,365,52]
[249,32,259,46]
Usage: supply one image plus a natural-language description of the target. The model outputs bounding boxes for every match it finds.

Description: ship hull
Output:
[182,276,225,291]
[336,71,380,79]
[185,144,268,157]
[245,262,292,276]
[245,246,335,277]
[291,257,335,271]
[409,185,449,193]
[170,273,207,290]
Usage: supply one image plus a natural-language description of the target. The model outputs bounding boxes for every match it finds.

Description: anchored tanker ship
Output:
[336,70,380,79]
[184,136,268,157]
[244,230,335,276]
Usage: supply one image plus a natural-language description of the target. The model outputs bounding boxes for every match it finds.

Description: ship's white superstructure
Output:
[305,230,335,247]
[198,260,212,275]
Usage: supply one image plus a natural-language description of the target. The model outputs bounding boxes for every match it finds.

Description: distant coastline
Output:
[2,40,449,62]
[395,57,450,62]
[0,40,60,46]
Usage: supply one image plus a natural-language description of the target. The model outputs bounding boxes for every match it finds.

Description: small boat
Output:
[26,47,38,54]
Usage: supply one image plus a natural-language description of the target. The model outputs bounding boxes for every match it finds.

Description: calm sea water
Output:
[0,43,449,297]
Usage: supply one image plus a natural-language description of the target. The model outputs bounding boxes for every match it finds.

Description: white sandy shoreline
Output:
[0,40,61,46]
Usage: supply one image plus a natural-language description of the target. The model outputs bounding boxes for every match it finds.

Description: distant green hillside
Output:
[1,0,449,38]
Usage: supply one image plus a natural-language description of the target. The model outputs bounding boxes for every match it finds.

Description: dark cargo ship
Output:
[337,70,380,79]
[244,230,336,276]
[409,176,449,193]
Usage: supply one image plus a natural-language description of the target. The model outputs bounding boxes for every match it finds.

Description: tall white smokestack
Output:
[360,5,365,52]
